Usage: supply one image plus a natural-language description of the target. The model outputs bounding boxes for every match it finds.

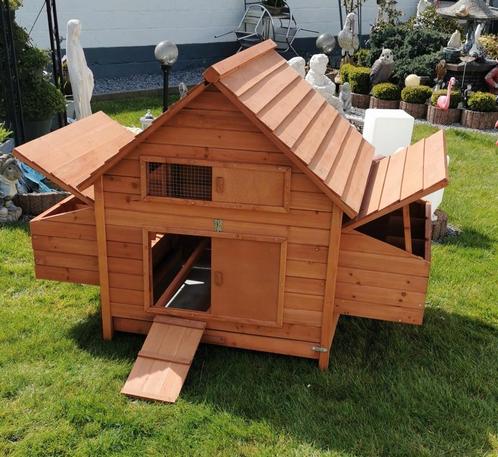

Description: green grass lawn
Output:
[1,98,497,456]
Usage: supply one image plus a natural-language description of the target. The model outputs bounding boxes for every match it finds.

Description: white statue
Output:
[337,13,359,60]
[178,82,188,99]
[0,154,22,222]
[469,23,484,58]
[66,19,94,120]
[447,29,462,49]
[370,48,395,85]
[339,82,352,113]
[306,54,343,113]
[287,56,306,78]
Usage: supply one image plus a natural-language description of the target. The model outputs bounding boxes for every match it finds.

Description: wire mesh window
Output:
[147,162,212,201]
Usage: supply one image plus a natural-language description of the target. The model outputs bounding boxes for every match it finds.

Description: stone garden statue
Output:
[179,82,189,99]
[66,19,94,120]
[337,12,359,62]
[0,154,22,223]
[339,82,352,113]
[447,29,462,49]
[306,54,343,113]
[469,22,485,59]
[287,56,306,78]
[370,48,395,85]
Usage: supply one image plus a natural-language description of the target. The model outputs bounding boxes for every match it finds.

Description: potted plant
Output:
[0,123,14,153]
[400,85,433,119]
[262,0,285,15]
[461,92,498,129]
[427,89,462,125]
[370,82,401,109]
[340,64,371,109]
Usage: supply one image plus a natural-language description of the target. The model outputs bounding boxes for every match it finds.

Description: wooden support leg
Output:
[318,313,340,371]
[403,205,413,254]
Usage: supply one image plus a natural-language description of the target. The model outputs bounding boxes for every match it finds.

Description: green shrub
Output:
[431,89,462,109]
[467,92,496,112]
[339,63,355,84]
[479,35,498,60]
[371,82,401,100]
[354,48,370,67]
[401,85,433,104]
[406,6,462,35]
[22,77,65,121]
[0,123,12,143]
[349,66,371,95]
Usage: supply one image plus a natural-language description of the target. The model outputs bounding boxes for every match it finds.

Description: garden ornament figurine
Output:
[287,56,306,78]
[339,82,352,113]
[463,84,473,107]
[337,12,359,62]
[370,48,395,85]
[66,19,94,120]
[0,154,22,223]
[469,23,485,59]
[405,74,421,87]
[306,54,344,113]
[178,82,188,99]
[437,77,456,110]
[484,65,498,94]
[435,59,447,89]
[447,29,462,49]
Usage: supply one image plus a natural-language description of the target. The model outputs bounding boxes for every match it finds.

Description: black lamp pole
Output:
[161,64,170,112]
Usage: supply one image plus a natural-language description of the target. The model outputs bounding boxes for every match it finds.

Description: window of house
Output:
[146,162,212,201]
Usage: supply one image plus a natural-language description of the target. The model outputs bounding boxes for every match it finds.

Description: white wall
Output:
[17,0,418,49]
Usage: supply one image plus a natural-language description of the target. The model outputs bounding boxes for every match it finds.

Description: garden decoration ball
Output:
[484,65,498,94]
[66,19,94,120]
[370,48,395,85]
[437,77,457,110]
[405,74,421,87]
[337,12,359,60]
[287,56,306,78]
[306,54,344,113]
[316,33,336,56]
[447,29,462,49]
[339,82,352,113]
[0,154,22,222]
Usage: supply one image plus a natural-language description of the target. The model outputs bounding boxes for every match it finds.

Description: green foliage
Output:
[367,23,449,84]
[7,0,22,9]
[22,77,66,121]
[479,35,498,60]
[349,66,371,94]
[401,85,433,104]
[371,82,401,100]
[353,48,370,67]
[406,6,462,35]
[431,89,462,108]
[0,123,13,143]
[467,92,497,112]
[339,63,355,84]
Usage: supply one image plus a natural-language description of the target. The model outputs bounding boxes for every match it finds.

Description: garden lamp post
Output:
[154,40,178,112]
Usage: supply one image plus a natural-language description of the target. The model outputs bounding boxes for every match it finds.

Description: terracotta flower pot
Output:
[400,101,428,119]
[461,110,498,129]
[427,105,461,125]
[369,97,399,109]
[351,93,370,109]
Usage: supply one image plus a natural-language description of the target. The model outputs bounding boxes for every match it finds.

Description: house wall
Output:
[101,86,340,357]
[15,0,419,77]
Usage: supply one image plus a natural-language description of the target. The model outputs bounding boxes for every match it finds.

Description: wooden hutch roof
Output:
[14,40,448,224]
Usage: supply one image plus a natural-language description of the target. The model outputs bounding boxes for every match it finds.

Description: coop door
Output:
[211,238,284,326]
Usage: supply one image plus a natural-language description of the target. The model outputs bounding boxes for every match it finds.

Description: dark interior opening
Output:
[356,201,428,259]
[151,233,211,312]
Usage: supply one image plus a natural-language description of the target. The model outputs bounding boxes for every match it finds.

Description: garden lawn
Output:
[0,98,497,456]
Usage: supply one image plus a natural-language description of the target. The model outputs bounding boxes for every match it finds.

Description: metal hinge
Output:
[312,346,328,353]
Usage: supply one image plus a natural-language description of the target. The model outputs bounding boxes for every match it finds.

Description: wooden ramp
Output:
[121,316,206,403]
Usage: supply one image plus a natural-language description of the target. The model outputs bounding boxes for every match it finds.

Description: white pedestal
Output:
[363,109,414,156]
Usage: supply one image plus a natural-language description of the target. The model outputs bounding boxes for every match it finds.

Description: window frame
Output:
[140,156,291,213]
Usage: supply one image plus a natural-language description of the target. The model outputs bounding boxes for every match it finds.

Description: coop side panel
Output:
[29,197,99,285]
[335,231,430,324]
[103,89,333,348]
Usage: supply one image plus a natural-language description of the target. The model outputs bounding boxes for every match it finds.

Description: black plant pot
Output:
[24,118,52,142]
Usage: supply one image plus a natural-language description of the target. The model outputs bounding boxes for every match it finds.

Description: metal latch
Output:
[312,346,328,353]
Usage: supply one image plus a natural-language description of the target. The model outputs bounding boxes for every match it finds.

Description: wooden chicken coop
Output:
[14,41,448,403]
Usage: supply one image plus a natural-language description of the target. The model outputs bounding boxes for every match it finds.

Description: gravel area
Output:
[93,67,204,95]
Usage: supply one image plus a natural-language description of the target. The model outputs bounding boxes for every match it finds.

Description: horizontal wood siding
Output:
[335,230,430,325]
[103,88,333,345]
[29,198,99,285]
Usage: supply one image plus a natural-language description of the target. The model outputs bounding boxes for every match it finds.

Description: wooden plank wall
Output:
[30,200,99,285]
[103,88,334,350]
[335,230,430,325]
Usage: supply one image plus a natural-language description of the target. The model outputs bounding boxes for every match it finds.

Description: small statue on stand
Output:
[339,82,352,113]
[447,29,462,49]
[370,48,395,85]
[0,154,22,223]
[338,12,359,63]
[178,82,189,99]
[469,23,485,60]
[306,54,344,113]
[434,59,447,90]
[463,84,473,107]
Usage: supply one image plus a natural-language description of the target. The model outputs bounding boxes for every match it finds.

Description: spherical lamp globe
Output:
[154,40,179,66]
